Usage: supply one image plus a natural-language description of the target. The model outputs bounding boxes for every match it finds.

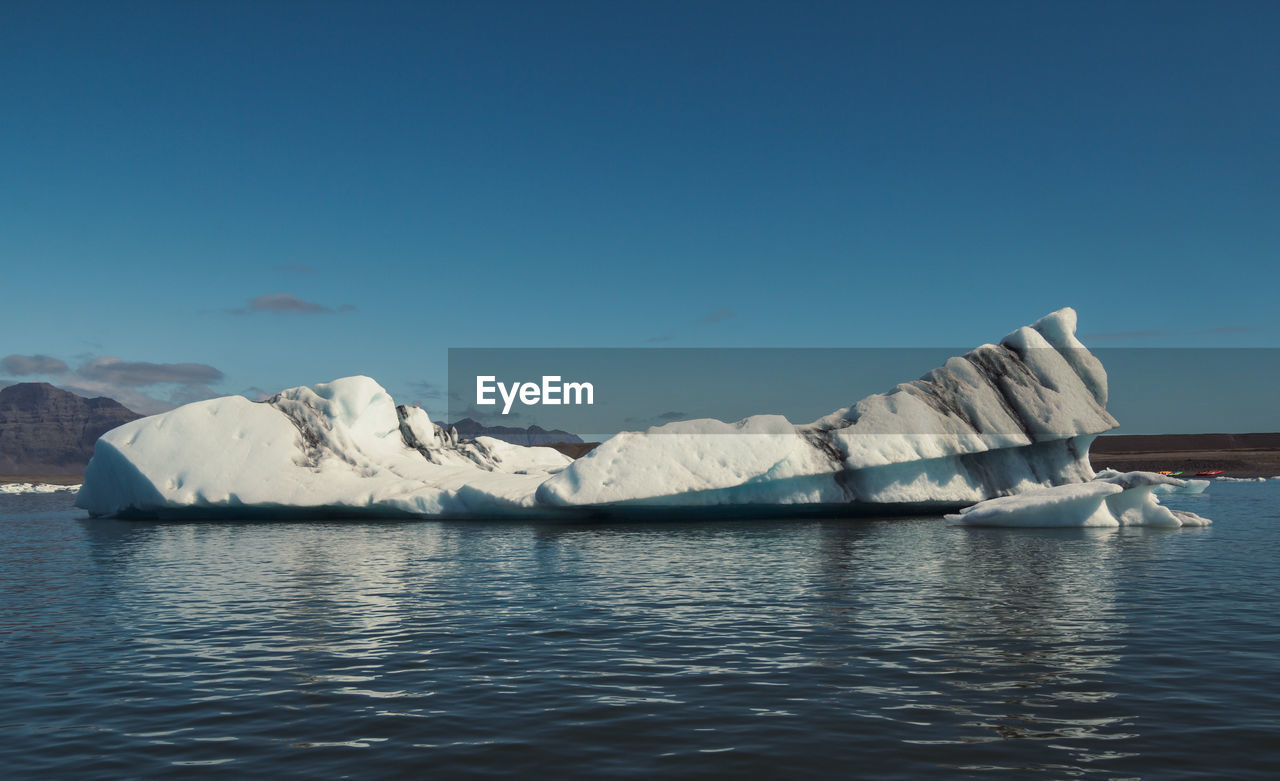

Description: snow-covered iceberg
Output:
[76,377,573,518]
[77,307,1200,522]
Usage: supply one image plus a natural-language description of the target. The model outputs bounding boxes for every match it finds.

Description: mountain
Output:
[446,418,583,446]
[0,383,142,474]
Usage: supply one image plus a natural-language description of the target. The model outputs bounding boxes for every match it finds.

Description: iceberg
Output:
[946,470,1212,527]
[75,307,1205,524]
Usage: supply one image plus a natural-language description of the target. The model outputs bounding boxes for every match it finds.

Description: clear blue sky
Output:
[2,1,1277,423]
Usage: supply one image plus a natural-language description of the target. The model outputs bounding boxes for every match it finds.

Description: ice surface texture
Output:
[77,308,1198,521]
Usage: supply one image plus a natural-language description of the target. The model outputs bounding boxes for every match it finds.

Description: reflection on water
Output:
[1,488,1278,778]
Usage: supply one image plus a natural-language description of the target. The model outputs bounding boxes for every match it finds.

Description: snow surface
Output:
[947,470,1212,527]
[75,307,1205,523]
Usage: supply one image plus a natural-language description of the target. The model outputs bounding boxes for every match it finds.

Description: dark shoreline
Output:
[0,473,83,486]
[1087,453,1279,479]
[1090,433,1280,478]
[544,434,1280,480]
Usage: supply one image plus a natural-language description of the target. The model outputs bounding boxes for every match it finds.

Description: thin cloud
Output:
[56,381,181,416]
[1199,325,1254,335]
[1084,325,1257,342]
[1082,330,1163,342]
[78,357,224,387]
[409,380,444,400]
[645,306,736,343]
[447,403,524,424]
[697,308,736,325]
[238,386,274,402]
[231,292,355,315]
[1,351,226,415]
[625,410,690,426]
[1,353,70,375]
[168,384,220,406]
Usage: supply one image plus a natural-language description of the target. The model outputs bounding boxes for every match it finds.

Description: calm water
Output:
[2,486,1278,778]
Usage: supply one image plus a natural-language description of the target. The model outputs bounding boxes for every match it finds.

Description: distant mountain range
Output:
[445,418,583,446]
[0,383,141,474]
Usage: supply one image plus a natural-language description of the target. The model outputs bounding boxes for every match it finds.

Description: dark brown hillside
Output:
[0,383,141,474]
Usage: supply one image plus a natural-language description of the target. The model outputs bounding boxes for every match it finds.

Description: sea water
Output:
[1,484,1277,778]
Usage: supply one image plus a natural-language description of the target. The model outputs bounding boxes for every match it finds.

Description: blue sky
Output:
[2,1,1277,423]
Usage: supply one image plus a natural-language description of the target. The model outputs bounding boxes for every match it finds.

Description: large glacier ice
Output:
[76,307,1201,523]
[536,308,1115,508]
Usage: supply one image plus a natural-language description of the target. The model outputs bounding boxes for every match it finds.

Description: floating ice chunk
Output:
[0,482,81,495]
[945,481,1125,527]
[947,470,1210,527]
[1153,479,1210,494]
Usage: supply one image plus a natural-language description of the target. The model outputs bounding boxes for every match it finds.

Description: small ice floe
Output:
[1214,476,1269,483]
[947,469,1211,528]
[0,483,82,495]
[1153,479,1210,495]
